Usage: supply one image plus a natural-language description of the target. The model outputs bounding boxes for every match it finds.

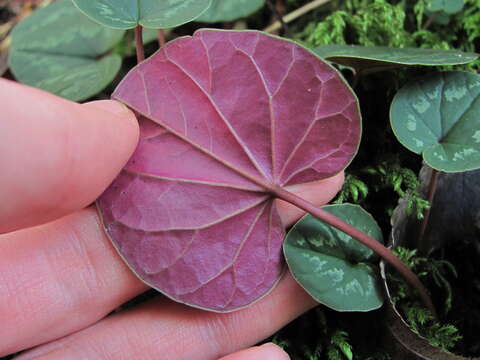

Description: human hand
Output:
[0,79,344,360]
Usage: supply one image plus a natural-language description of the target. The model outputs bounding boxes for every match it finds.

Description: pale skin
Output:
[0,79,345,360]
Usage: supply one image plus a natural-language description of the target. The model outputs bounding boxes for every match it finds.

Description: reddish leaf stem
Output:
[273,186,437,318]
[158,29,166,48]
[418,168,440,254]
[135,25,145,63]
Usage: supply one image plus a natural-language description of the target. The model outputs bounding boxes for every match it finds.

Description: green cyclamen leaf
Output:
[8,0,124,101]
[314,45,479,71]
[71,0,212,29]
[427,0,464,14]
[196,0,265,23]
[314,45,478,72]
[284,204,384,312]
[390,71,480,172]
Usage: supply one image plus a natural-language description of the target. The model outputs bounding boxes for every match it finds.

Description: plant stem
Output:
[422,14,436,30]
[274,186,437,318]
[266,0,288,36]
[417,168,440,254]
[263,0,332,33]
[158,29,166,48]
[135,25,145,63]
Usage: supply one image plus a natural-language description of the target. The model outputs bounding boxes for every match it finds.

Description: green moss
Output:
[389,247,462,351]
[334,174,369,204]
[363,158,430,219]
[462,0,480,41]
[297,0,473,56]
[336,157,429,220]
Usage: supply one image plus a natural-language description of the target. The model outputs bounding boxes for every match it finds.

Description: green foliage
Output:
[334,174,369,204]
[298,0,459,52]
[299,11,349,46]
[8,0,125,101]
[71,0,211,29]
[413,0,429,29]
[462,0,480,42]
[364,158,429,219]
[284,204,384,312]
[327,330,353,360]
[391,71,480,173]
[393,247,457,312]
[300,0,410,47]
[335,158,429,219]
[402,305,461,349]
[196,0,264,23]
[427,0,465,15]
[389,247,462,351]
[347,0,410,47]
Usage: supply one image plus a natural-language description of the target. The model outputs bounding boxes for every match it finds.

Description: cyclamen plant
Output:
[7,0,480,318]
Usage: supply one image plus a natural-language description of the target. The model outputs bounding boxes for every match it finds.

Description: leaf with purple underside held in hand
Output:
[97,29,361,312]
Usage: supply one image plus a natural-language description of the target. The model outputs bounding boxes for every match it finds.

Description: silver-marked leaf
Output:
[71,0,212,29]
[284,204,384,312]
[391,71,480,173]
[314,45,478,73]
[196,0,265,23]
[9,0,124,101]
[98,30,362,312]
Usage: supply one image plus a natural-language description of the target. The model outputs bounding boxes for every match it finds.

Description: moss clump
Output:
[296,0,479,74]
[389,247,462,352]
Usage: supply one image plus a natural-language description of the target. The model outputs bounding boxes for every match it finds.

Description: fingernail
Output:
[260,343,290,360]
[84,100,135,118]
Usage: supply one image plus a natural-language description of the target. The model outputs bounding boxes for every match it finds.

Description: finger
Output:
[0,208,148,357]
[279,172,344,226]
[15,274,311,360]
[0,174,343,356]
[218,343,289,360]
[0,79,139,234]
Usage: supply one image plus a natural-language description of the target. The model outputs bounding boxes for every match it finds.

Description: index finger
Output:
[0,79,139,234]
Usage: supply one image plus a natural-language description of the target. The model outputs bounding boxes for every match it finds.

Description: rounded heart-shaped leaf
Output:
[9,0,124,101]
[71,0,212,29]
[98,30,362,312]
[391,71,480,172]
[284,204,384,312]
[196,0,265,23]
[314,45,478,73]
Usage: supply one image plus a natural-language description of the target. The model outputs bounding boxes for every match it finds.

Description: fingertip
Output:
[219,343,290,360]
[259,343,291,360]
[0,83,140,233]
[82,100,139,145]
[83,100,136,121]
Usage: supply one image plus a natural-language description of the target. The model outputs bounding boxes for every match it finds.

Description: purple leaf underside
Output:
[98,30,361,312]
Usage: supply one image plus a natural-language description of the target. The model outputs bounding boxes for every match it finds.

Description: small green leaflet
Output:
[390,72,480,173]
[196,0,265,23]
[314,45,478,72]
[427,0,464,14]
[284,204,384,312]
[8,0,124,102]
[71,0,212,29]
